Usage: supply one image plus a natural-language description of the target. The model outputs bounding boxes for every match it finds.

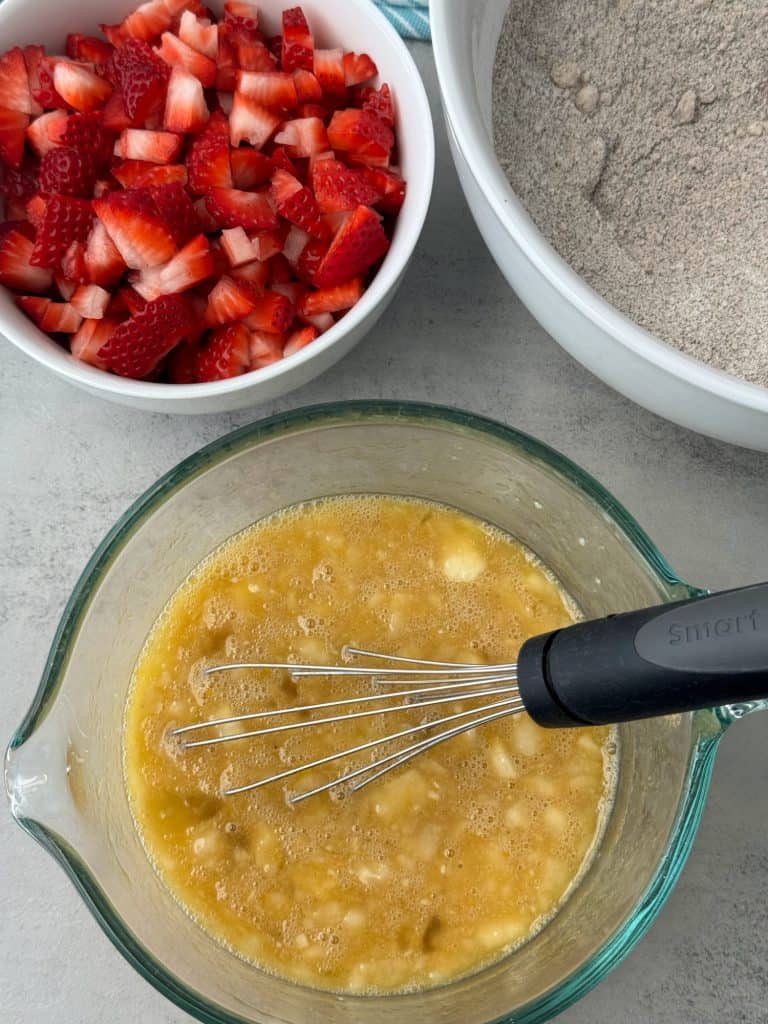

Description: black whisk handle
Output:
[517,582,768,728]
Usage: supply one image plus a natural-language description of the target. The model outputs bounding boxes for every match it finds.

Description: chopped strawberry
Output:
[178,11,218,60]
[0,47,39,115]
[274,116,328,157]
[361,83,394,127]
[1,160,38,206]
[30,195,93,268]
[70,315,119,367]
[215,30,238,92]
[70,282,111,318]
[250,225,287,261]
[60,239,89,282]
[25,194,47,227]
[204,273,258,325]
[84,219,126,286]
[292,68,322,103]
[110,0,173,42]
[155,32,217,87]
[16,294,83,333]
[110,284,147,315]
[54,272,78,299]
[343,52,377,88]
[232,38,277,73]
[130,232,213,299]
[271,278,305,305]
[301,310,334,332]
[109,38,170,122]
[244,290,293,333]
[39,145,97,197]
[114,128,182,164]
[101,90,135,131]
[296,236,327,283]
[194,320,250,380]
[46,111,113,167]
[224,1,259,34]
[205,186,278,229]
[283,324,317,356]
[66,35,115,68]
[0,222,52,292]
[230,147,272,188]
[93,189,176,269]
[186,112,232,192]
[231,257,269,289]
[311,158,381,213]
[229,91,280,148]
[167,339,197,382]
[0,108,29,168]
[270,168,328,239]
[149,181,201,245]
[26,110,67,157]
[220,225,259,267]
[282,7,313,73]
[248,327,283,364]
[313,49,346,98]
[24,47,62,111]
[313,204,388,287]
[237,71,297,110]
[282,225,310,266]
[362,165,405,213]
[164,66,209,133]
[299,277,362,316]
[268,251,294,283]
[113,159,188,188]
[327,108,393,164]
[269,145,299,177]
[53,63,113,113]
[99,292,192,377]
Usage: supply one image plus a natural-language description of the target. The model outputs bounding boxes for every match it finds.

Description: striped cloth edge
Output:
[372,0,430,40]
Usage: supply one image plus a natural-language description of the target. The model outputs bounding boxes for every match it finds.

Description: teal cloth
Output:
[373,0,430,40]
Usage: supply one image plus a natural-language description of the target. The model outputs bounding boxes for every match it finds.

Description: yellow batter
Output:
[124,496,615,993]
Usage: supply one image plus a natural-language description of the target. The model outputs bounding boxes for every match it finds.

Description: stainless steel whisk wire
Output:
[171,647,524,803]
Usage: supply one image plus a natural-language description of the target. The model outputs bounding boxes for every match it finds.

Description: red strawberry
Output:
[167,339,197,382]
[292,68,322,103]
[39,146,97,197]
[273,116,328,158]
[283,324,317,356]
[361,83,394,127]
[100,292,193,377]
[301,310,333,333]
[231,38,277,73]
[0,222,52,292]
[230,147,271,188]
[282,224,310,266]
[113,159,187,188]
[229,91,280,148]
[205,186,278,230]
[328,108,393,164]
[17,294,83,333]
[296,236,327,283]
[204,273,259,325]
[362,165,405,213]
[0,108,29,168]
[93,189,177,269]
[49,112,113,167]
[215,30,238,92]
[1,160,38,205]
[313,204,388,287]
[110,38,170,122]
[0,47,39,115]
[26,110,67,157]
[313,49,346,97]
[311,158,381,213]
[269,145,299,177]
[114,128,182,164]
[270,168,328,240]
[268,251,294,283]
[244,290,293,333]
[299,277,362,316]
[220,226,259,267]
[70,315,119,368]
[164,66,209,133]
[248,327,283,365]
[237,71,297,109]
[131,233,213,300]
[282,8,313,73]
[70,282,111,318]
[60,239,89,282]
[101,90,136,131]
[84,219,126,286]
[110,0,172,42]
[231,257,269,289]
[110,284,147,315]
[178,11,218,60]
[343,52,377,88]
[53,63,113,113]
[149,181,202,245]
[24,47,62,111]
[186,112,232,192]
[271,278,305,305]
[250,225,287,261]
[223,0,259,34]
[194,320,250,380]
[155,32,217,87]
[66,35,115,68]
[30,195,94,268]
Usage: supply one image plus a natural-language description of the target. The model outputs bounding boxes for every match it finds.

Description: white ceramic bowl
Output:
[431,0,768,451]
[0,0,433,413]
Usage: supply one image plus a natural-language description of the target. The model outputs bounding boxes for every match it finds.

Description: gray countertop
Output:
[2,44,767,1024]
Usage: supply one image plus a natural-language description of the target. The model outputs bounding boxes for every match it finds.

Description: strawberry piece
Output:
[361,83,394,127]
[232,37,276,72]
[248,327,283,364]
[113,0,173,42]
[268,251,293,283]
[204,273,258,325]
[270,168,328,240]
[205,186,278,229]
[363,165,405,214]
[30,196,94,268]
[269,145,299,177]
[84,219,126,286]
[167,340,197,382]
[66,35,115,68]
[17,294,83,333]
[292,69,322,103]
[0,47,38,115]
[24,48,62,111]
[156,32,217,87]
[100,292,193,377]
[230,147,272,188]
[164,66,209,133]
[1,160,38,206]
[186,112,232,192]
[25,194,48,227]
[110,38,170,123]
[237,71,297,110]
[271,278,305,305]
[297,101,326,121]
[282,224,310,266]
[311,158,381,213]
[301,310,334,332]
[274,116,328,158]
[0,222,52,292]
[94,189,176,269]
[149,181,202,245]
[223,1,259,34]
[220,226,260,267]
[283,324,317,356]
[70,282,111,318]
[113,159,187,187]
[282,8,313,73]
[299,277,363,316]
[0,108,29,168]
[131,233,213,299]
[60,239,89,283]
[26,111,68,157]
[178,11,218,60]
[101,90,135,131]
[313,204,388,287]
[232,258,269,290]
[313,49,346,98]
[327,108,393,164]
[39,146,98,197]
[229,91,280,148]
[194,320,250,380]
[343,52,377,88]
[49,112,113,164]
[110,284,147,315]
[250,226,287,261]
[114,128,183,164]
[296,236,327,283]
[70,316,119,368]
[53,63,113,113]
[215,30,238,92]
[244,290,293,333]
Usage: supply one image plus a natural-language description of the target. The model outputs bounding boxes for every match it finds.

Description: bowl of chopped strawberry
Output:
[0,0,433,411]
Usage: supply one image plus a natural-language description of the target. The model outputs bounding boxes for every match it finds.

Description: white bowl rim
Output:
[0,0,434,402]
[429,0,768,414]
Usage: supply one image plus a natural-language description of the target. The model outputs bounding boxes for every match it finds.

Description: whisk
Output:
[172,582,768,803]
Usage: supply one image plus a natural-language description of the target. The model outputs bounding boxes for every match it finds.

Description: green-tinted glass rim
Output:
[8,400,714,1024]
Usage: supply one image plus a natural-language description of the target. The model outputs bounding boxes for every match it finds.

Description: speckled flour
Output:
[492,0,768,387]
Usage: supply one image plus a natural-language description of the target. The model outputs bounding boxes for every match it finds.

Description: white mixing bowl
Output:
[430,0,768,450]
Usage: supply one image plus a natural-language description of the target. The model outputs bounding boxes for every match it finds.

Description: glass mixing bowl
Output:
[6,402,766,1024]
